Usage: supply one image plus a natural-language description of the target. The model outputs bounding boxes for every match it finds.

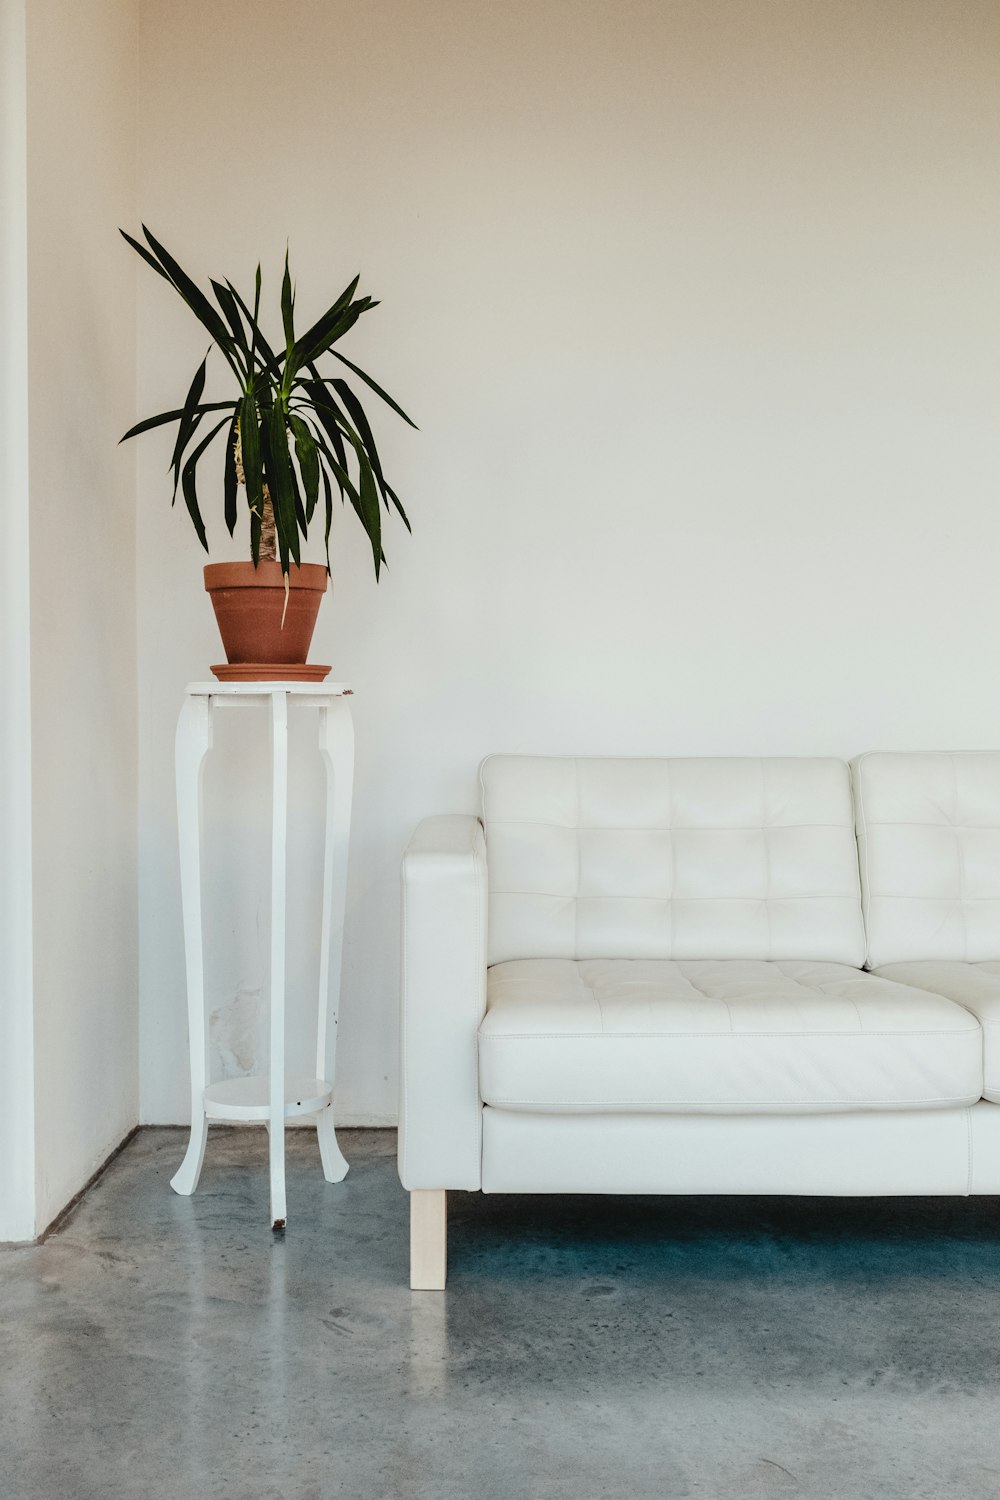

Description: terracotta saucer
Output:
[210,663,332,683]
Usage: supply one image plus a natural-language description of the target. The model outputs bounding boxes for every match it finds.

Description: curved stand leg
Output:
[315,699,355,1183]
[171,695,213,1196]
[269,691,288,1231]
[317,1103,349,1183]
[171,1113,209,1198]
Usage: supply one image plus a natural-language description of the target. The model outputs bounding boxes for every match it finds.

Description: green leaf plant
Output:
[120,227,415,579]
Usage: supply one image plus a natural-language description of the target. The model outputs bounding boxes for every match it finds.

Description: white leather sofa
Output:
[399,752,1000,1289]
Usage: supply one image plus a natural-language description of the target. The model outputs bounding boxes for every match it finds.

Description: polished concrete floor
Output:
[2,1128,1000,1499]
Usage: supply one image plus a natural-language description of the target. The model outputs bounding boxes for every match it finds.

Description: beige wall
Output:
[136,0,1000,1124]
[0,0,36,1241]
[26,0,139,1228]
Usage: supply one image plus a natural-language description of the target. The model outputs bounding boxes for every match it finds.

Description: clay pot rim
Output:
[204,560,329,592]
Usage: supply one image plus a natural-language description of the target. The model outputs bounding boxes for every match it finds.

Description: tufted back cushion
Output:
[853,752,1000,966]
[481,756,865,967]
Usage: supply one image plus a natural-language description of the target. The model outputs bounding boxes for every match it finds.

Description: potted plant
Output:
[120,225,414,680]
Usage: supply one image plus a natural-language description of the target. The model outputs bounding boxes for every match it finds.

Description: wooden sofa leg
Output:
[410,1189,447,1290]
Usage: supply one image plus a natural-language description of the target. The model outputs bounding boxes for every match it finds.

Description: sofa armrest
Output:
[398,815,488,1190]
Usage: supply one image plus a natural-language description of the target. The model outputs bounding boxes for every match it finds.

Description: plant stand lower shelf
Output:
[203,1076,333,1121]
[170,680,355,1229]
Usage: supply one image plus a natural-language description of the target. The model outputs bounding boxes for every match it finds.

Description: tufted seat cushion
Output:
[479,959,983,1113]
[874,961,1000,1103]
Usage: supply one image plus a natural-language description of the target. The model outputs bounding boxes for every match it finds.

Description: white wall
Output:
[25,0,139,1229]
[0,0,37,1242]
[136,0,1000,1125]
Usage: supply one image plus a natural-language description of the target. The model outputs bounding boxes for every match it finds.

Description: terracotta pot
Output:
[204,561,329,677]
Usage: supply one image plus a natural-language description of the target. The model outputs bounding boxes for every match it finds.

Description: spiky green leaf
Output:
[302,378,351,471]
[211,279,250,363]
[383,482,411,532]
[224,412,239,536]
[239,391,263,515]
[292,298,375,371]
[290,273,359,365]
[356,444,382,578]
[119,229,172,284]
[119,400,237,443]
[141,226,236,357]
[226,274,280,378]
[288,413,320,525]
[306,417,381,579]
[180,416,231,551]
[303,418,360,509]
[281,250,295,352]
[289,285,372,372]
[250,502,262,566]
[321,464,334,574]
[290,462,307,537]
[331,375,390,502]
[170,354,209,499]
[330,350,417,428]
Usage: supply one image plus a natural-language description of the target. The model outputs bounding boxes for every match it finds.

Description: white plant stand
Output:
[170,680,355,1229]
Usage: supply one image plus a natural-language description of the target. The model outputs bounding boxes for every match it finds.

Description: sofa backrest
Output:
[853,751,1000,966]
[480,755,866,967]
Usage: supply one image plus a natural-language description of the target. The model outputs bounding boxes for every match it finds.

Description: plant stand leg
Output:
[171,695,213,1196]
[315,699,354,1184]
[410,1190,447,1290]
[317,1103,349,1183]
[268,690,288,1231]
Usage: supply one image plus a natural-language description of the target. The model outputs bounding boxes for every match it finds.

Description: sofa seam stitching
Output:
[483,1093,983,1107]
[574,759,581,962]
[954,756,969,961]
[853,754,873,969]
[480,1028,980,1039]
[488,890,859,902]
[485,818,852,831]
[761,759,772,961]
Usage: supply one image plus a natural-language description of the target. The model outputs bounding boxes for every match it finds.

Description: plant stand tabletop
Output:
[171,680,354,1230]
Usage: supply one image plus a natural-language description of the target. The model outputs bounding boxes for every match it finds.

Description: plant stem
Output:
[259,489,277,563]
[234,424,277,563]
